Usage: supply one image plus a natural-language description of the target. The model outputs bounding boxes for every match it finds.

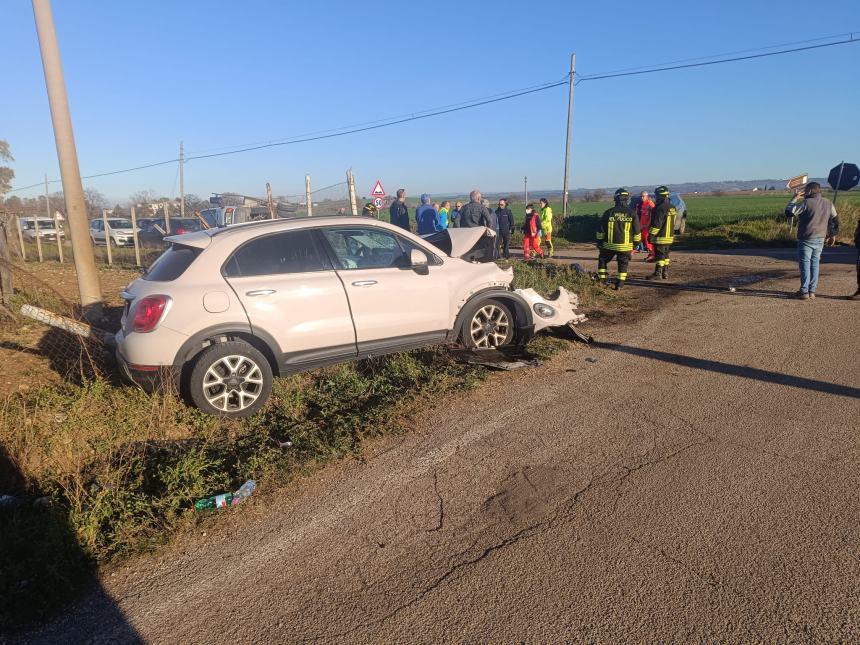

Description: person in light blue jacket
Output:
[415,193,439,235]
[437,201,451,230]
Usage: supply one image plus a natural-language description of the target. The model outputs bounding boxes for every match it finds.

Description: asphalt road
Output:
[18,247,860,644]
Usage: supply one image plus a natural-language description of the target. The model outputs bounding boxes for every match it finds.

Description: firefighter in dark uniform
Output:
[647,185,676,280]
[596,188,641,290]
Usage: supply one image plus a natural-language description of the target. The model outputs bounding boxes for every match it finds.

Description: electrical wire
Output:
[7,31,857,193]
[577,32,857,81]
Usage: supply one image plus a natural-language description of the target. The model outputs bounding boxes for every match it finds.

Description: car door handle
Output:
[245,289,276,297]
[351,280,377,287]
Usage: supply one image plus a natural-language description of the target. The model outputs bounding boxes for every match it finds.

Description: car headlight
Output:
[533,303,556,318]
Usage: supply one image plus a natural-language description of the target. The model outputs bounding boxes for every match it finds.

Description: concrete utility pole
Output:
[524,176,528,206]
[305,175,313,217]
[561,53,576,218]
[346,169,358,216]
[32,0,102,311]
[179,141,185,217]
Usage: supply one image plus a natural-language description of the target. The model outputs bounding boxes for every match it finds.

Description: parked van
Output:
[199,206,271,229]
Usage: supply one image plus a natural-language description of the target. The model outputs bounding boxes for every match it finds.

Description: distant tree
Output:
[182,193,207,212]
[583,189,608,203]
[712,189,725,197]
[84,187,108,215]
[129,189,158,207]
[0,140,14,194]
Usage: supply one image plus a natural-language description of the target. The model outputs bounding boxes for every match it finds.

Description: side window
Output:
[396,235,436,265]
[92,221,101,231]
[321,228,411,270]
[223,229,328,277]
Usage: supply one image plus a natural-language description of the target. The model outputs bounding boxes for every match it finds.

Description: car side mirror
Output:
[410,249,429,274]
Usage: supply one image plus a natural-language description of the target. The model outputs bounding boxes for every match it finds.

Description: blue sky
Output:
[3,0,859,203]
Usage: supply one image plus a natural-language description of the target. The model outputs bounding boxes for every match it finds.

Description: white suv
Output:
[115,217,581,417]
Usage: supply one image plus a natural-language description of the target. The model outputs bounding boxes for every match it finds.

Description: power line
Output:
[184,80,568,163]
[7,31,857,194]
[577,32,857,81]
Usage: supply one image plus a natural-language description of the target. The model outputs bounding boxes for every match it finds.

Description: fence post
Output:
[0,217,13,307]
[15,215,26,261]
[346,170,358,216]
[305,175,313,217]
[34,215,44,262]
[102,209,113,266]
[131,206,141,267]
[54,211,64,263]
[162,202,171,234]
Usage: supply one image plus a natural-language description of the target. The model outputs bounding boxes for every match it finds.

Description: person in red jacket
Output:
[636,191,656,261]
[521,204,544,260]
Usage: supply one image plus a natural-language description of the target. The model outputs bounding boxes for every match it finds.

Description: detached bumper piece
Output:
[450,346,542,371]
[513,287,588,333]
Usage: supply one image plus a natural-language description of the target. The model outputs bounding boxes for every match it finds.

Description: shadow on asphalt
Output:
[0,443,141,643]
[622,279,849,301]
[693,246,855,266]
[593,342,860,400]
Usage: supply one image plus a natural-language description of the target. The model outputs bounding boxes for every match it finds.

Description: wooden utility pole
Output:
[305,174,313,217]
[179,141,185,217]
[346,169,358,216]
[32,0,102,313]
[561,53,576,218]
[266,182,275,219]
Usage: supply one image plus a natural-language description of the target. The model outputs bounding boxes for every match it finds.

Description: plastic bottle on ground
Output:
[232,480,256,505]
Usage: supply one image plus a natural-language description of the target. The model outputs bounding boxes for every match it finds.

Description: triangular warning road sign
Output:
[370,180,386,197]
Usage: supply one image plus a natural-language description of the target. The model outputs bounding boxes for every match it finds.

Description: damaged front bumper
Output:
[513,286,588,334]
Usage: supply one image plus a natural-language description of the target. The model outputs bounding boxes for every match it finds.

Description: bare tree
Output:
[129,189,158,207]
[84,187,107,215]
[0,140,14,195]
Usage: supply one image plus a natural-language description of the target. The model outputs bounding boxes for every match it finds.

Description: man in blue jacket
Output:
[415,193,439,235]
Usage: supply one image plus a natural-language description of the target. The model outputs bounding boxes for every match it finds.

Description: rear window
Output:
[143,244,202,281]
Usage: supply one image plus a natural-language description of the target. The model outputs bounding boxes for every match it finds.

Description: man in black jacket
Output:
[389,188,410,231]
[495,198,515,259]
[646,185,676,280]
[596,188,641,289]
[458,190,491,228]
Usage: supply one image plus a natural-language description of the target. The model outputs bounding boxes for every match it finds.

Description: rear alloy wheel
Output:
[188,340,272,417]
[462,299,514,349]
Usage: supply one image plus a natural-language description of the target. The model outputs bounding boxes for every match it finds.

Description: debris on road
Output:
[450,347,542,371]
[233,480,256,504]
[585,357,598,363]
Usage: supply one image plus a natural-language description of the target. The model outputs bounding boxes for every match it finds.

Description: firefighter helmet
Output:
[654,186,670,198]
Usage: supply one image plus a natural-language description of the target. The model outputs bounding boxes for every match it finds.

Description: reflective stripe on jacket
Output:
[596,206,641,252]
[649,200,676,245]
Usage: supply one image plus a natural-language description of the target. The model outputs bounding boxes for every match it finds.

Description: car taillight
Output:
[175,227,187,235]
[132,295,170,333]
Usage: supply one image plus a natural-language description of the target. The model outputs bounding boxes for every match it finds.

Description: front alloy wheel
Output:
[188,340,273,417]
[465,300,514,348]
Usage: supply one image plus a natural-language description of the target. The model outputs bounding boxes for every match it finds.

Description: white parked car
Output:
[115,217,584,417]
[20,217,64,242]
[90,218,139,247]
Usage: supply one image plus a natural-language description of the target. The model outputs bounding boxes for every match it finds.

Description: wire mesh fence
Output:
[0,256,113,383]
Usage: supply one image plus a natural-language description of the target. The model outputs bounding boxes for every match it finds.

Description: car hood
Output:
[422,227,497,261]
[447,227,495,256]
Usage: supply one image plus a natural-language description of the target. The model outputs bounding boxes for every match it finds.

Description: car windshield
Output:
[108,219,133,229]
[200,209,219,228]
